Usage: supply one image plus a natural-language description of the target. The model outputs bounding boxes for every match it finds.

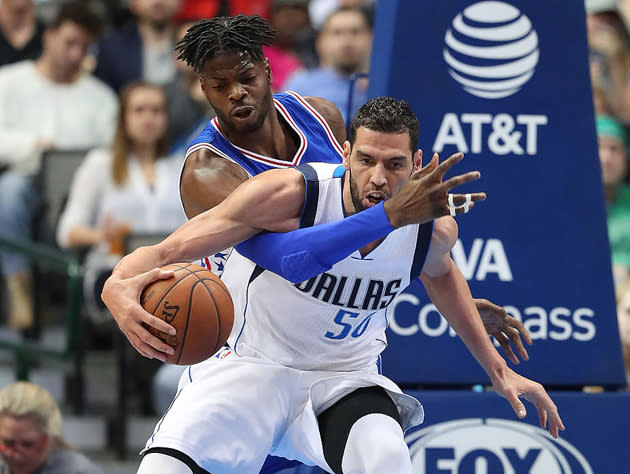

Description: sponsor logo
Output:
[215,347,232,359]
[444,1,539,99]
[161,301,179,323]
[407,418,593,473]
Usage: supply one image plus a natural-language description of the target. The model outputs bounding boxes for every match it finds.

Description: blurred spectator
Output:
[285,6,372,124]
[597,115,630,285]
[0,2,117,330]
[0,0,44,67]
[264,0,316,92]
[617,280,630,384]
[165,20,214,154]
[56,80,186,251]
[308,0,375,30]
[0,381,103,474]
[56,81,187,325]
[586,0,630,124]
[94,0,181,92]
[593,77,615,115]
[175,0,271,21]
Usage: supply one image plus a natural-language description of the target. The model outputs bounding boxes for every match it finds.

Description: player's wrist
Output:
[383,200,403,228]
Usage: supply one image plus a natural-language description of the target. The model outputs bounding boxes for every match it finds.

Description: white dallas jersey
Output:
[221,162,434,372]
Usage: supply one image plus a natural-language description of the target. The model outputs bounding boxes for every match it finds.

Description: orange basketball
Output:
[140,262,234,365]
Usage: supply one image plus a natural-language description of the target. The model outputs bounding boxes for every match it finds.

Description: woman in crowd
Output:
[57,81,187,327]
[0,381,102,474]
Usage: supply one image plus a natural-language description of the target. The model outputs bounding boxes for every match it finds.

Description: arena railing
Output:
[0,235,84,413]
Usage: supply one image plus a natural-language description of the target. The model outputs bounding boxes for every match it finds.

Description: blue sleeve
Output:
[234,202,395,283]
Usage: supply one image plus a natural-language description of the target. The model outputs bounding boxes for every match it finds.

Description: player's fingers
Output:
[137,267,174,289]
[538,405,548,430]
[126,331,158,359]
[135,320,175,356]
[434,152,464,177]
[442,171,483,192]
[495,332,520,364]
[448,192,487,206]
[506,325,530,361]
[548,409,566,438]
[411,153,439,180]
[453,201,475,215]
[139,307,176,335]
[502,387,527,418]
[130,332,168,362]
[506,315,533,346]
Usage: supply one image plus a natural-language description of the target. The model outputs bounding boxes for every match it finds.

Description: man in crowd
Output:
[0,2,117,329]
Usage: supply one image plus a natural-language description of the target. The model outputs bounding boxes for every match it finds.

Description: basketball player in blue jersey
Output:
[103,97,563,474]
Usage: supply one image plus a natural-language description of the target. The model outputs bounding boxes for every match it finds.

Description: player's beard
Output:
[348,169,366,213]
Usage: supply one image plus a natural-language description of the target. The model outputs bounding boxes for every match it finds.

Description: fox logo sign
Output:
[406,419,592,473]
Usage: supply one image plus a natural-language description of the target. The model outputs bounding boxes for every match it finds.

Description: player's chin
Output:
[233,115,261,133]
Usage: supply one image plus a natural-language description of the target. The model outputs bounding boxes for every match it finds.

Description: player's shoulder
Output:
[297,94,347,144]
[186,119,220,150]
[182,147,248,182]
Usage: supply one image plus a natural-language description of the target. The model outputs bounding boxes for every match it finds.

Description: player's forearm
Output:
[420,261,508,377]
[235,202,395,283]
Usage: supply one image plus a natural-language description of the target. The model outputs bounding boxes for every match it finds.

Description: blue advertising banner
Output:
[369,0,627,386]
[404,390,630,473]
[271,390,629,473]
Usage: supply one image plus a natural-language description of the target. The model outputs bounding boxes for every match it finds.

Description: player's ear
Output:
[413,149,423,171]
[264,58,272,84]
[343,141,351,169]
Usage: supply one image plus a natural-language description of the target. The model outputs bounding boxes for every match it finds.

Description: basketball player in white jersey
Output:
[111,15,532,474]
[103,97,564,473]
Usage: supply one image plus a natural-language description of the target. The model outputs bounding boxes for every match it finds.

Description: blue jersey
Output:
[185,91,344,176]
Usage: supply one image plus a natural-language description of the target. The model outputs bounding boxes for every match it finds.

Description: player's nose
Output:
[369,164,388,186]
[227,82,247,101]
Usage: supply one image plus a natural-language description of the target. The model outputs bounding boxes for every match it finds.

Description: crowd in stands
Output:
[586,0,630,382]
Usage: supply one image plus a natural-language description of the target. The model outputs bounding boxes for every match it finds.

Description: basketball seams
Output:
[198,277,233,302]
[142,262,232,364]
[197,280,222,356]
[144,273,196,316]
[175,281,197,365]
[144,263,207,315]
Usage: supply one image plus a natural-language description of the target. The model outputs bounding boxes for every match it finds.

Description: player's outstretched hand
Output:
[384,152,486,228]
[102,268,176,361]
[490,367,565,438]
[474,298,533,364]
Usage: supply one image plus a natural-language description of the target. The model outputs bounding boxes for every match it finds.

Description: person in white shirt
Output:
[57,81,187,326]
[0,2,117,329]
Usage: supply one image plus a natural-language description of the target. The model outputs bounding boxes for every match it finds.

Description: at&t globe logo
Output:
[406,419,593,473]
[443,1,539,99]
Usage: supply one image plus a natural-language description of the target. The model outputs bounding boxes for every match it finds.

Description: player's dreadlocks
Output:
[176,14,276,73]
[349,97,420,153]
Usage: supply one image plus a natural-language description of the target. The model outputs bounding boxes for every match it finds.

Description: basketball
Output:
[140,262,234,365]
